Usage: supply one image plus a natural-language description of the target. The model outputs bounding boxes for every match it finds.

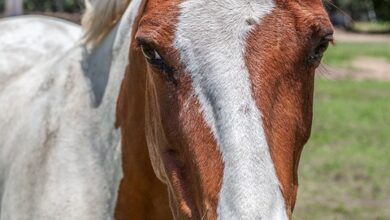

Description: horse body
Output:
[0,15,81,79]
[0,3,142,218]
[0,47,105,219]
[0,0,333,219]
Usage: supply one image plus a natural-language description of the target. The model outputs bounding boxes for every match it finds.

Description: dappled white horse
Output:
[0,3,134,219]
[0,15,81,78]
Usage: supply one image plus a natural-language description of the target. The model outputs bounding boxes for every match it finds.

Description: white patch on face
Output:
[174,0,288,219]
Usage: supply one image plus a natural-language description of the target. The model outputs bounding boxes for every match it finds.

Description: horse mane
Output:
[82,0,131,46]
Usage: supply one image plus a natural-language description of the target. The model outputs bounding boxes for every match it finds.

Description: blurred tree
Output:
[55,0,64,12]
[5,0,23,16]
[373,0,390,21]
[21,0,84,13]
[326,0,390,22]
[63,0,84,13]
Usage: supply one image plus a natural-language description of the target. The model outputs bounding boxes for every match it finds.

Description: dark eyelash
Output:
[140,45,177,85]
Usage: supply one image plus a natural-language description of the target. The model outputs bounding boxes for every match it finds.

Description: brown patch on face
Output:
[146,71,223,219]
[245,0,333,217]
[115,1,174,220]
[139,0,224,218]
[116,0,223,219]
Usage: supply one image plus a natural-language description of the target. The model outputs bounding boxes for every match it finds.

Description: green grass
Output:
[352,22,390,33]
[323,42,390,67]
[294,80,390,220]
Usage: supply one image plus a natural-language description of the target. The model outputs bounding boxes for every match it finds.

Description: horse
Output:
[0,15,81,78]
[0,0,333,219]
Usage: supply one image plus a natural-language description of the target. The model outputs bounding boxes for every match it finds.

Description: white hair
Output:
[82,0,130,45]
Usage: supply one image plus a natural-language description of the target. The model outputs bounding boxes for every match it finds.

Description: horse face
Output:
[136,0,332,218]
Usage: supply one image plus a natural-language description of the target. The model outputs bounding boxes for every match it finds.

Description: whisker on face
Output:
[316,64,334,80]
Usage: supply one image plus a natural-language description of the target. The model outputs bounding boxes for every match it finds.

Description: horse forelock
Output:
[82,0,131,46]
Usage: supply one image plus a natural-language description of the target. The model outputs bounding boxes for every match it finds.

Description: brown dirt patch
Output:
[317,57,390,82]
[334,28,390,43]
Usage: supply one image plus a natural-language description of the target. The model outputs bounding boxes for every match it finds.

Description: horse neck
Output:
[71,2,147,214]
[83,28,117,107]
[83,0,142,141]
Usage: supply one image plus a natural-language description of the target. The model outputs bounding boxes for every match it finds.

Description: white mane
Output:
[82,0,131,45]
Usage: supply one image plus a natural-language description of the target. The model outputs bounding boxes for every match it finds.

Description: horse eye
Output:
[141,45,161,62]
[315,41,330,57]
[309,34,333,65]
[140,45,177,85]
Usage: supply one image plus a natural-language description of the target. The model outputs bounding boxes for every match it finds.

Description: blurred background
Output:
[1,0,389,219]
[0,0,84,23]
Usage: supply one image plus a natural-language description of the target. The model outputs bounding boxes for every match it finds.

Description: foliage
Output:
[23,0,84,13]
[0,0,84,13]
[325,0,390,22]
[373,0,390,21]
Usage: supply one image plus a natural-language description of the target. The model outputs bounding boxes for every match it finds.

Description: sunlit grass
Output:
[323,42,390,67]
[295,79,390,220]
[352,22,390,33]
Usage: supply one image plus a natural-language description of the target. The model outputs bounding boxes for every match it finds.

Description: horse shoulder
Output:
[0,46,115,219]
[0,15,82,77]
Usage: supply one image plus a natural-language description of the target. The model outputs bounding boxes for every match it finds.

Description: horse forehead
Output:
[174,0,275,32]
[172,0,276,115]
[170,0,327,37]
[172,0,276,67]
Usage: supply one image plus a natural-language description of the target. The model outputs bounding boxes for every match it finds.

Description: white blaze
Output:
[174,0,288,219]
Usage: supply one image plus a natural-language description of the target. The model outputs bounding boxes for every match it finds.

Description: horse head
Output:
[115,0,333,219]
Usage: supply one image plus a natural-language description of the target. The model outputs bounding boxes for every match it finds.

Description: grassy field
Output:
[352,22,390,33]
[294,79,390,220]
[323,42,390,67]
